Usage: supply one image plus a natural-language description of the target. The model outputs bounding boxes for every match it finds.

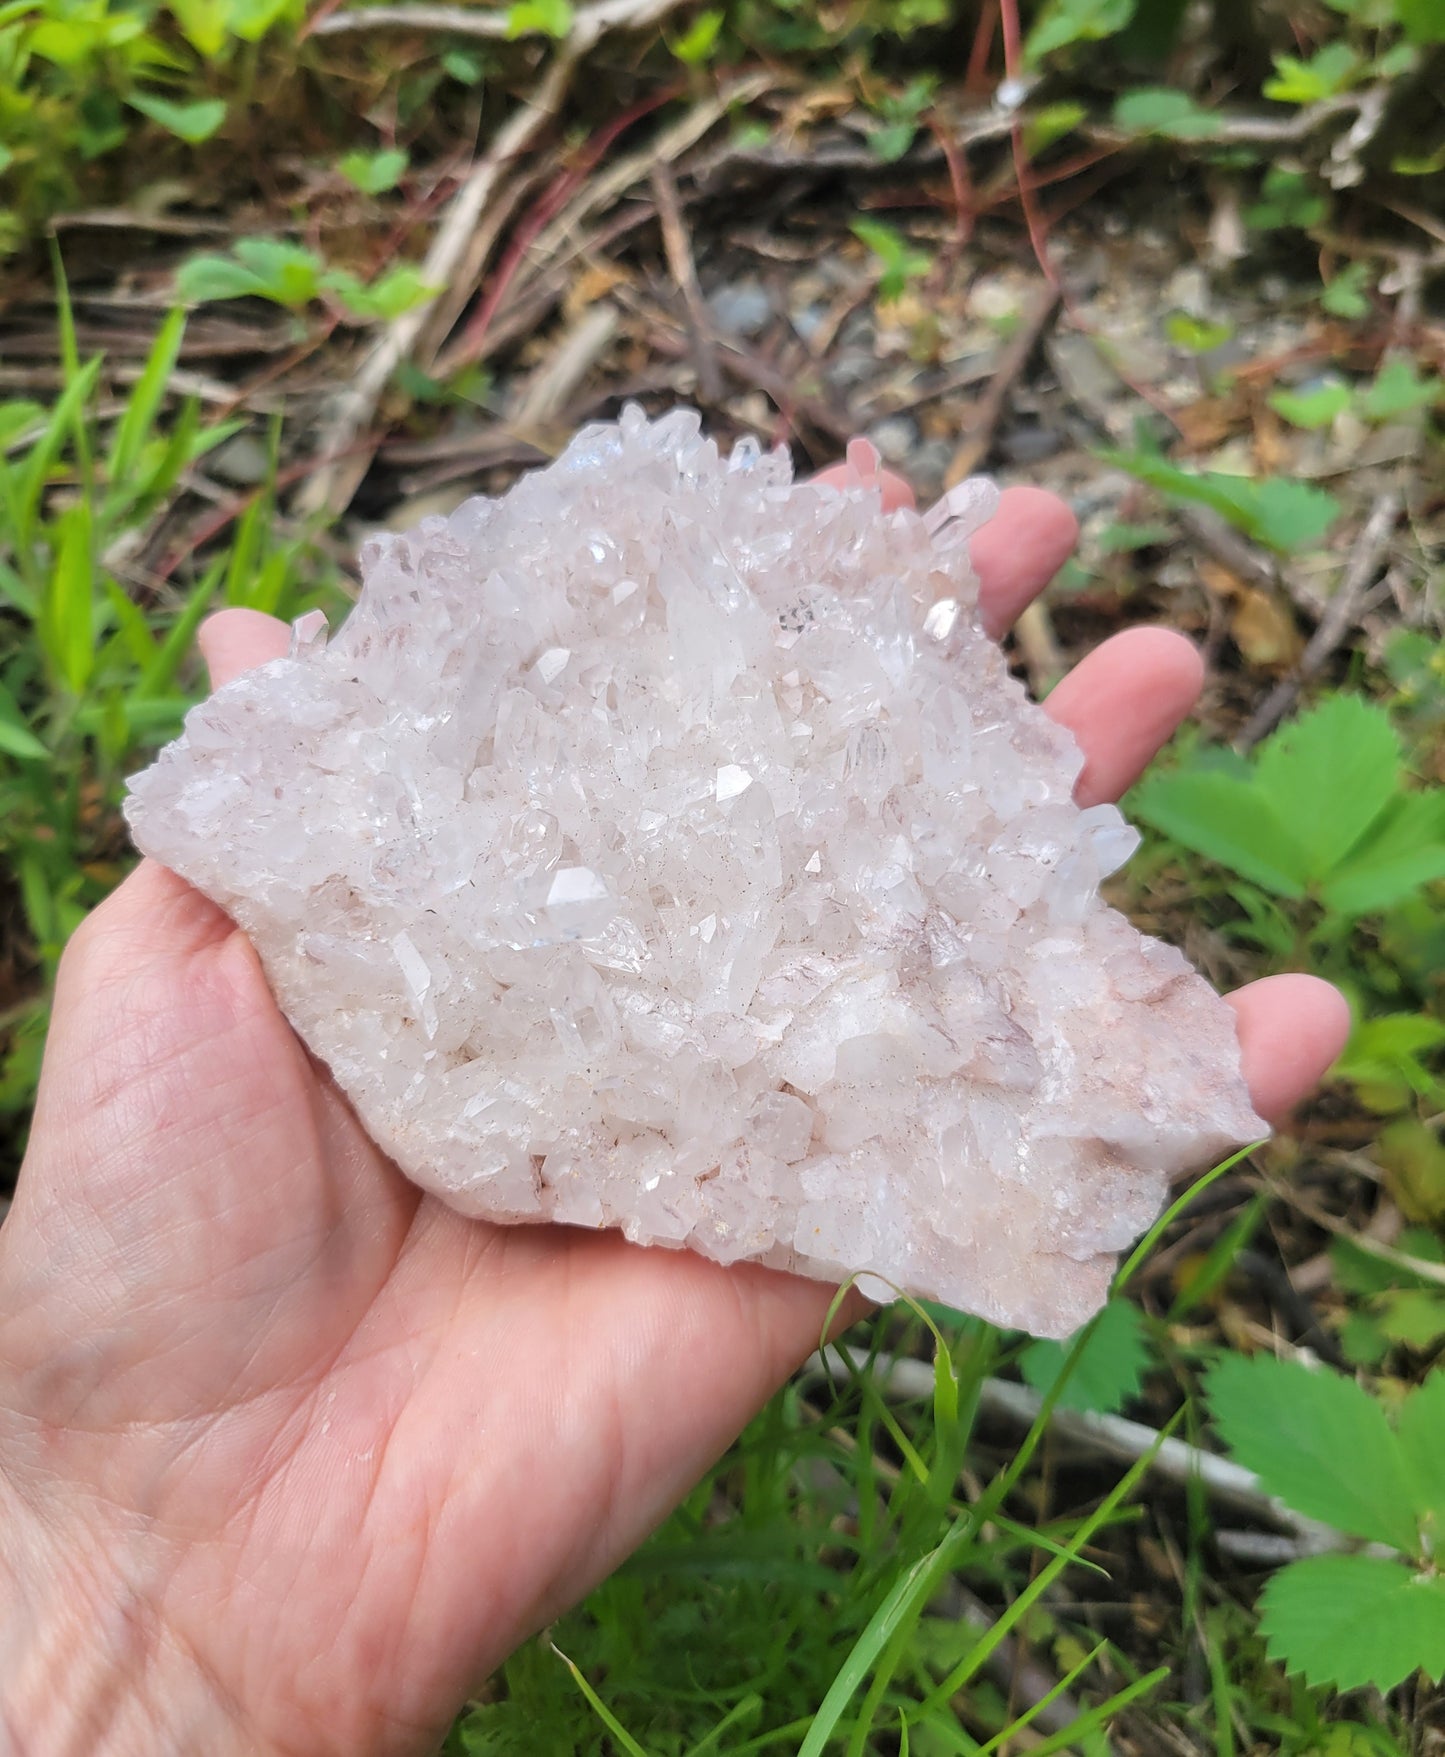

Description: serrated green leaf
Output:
[127,91,227,142]
[1113,87,1222,139]
[1376,1289,1445,1350]
[1020,1297,1151,1414]
[1130,770,1309,897]
[1205,1353,1419,1550]
[1359,356,1444,422]
[1397,1372,1445,1525]
[1321,263,1371,319]
[1322,791,1445,915]
[1262,44,1359,105]
[176,254,266,303]
[1100,448,1339,553]
[1254,696,1399,878]
[1268,380,1351,429]
[1025,0,1134,60]
[338,147,408,195]
[1260,1555,1445,1691]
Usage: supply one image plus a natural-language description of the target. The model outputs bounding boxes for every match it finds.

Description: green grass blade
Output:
[15,357,102,556]
[1014,1665,1170,1755]
[136,560,222,699]
[914,1418,1176,1717]
[1113,1142,1259,1295]
[976,1639,1107,1753]
[798,1516,975,1757]
[552,1644,655,1757]
[39,502,96,694]
[105,308,186,516]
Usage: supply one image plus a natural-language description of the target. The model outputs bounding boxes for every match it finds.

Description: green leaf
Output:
[1113,87,1222,140]
[1399,0,1445,44]
[322,265,437,322]
[1254,696,1399,878]
[105,307,186,504]
[1376,1289,1445,1350]
[1359,356,1444,422]
[1099,447,1339,553]
[232,237,323,306]
[1321,263,1371,320]
[127,91,227,142]
[1320,790,1445,915]
[1206,1353,1419,1551]
[851,220,932,302]
[0,679,46,760]
[338,147,408,194]
[1024,101,1086,156]
[39,502,96,695]
[1020,1297,1151,1415]
[1165,312,1232,353]
[0,399,45,447]
[1259,1556,1445,1691]
[1267,379,1351,429]
[1262,44,1360,105]
[1130,770,1309,897]
[176,254,266,303]
[1335,1014,1445,1101]
[1397,1372,1445,1526]
[1025,0,1135,62]
[669,7,722,63]
[505,0,573,37]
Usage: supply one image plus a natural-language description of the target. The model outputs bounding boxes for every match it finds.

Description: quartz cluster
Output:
[125,407,1265,1337]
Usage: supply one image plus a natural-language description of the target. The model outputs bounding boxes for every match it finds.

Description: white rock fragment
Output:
[125,407,1267,1337]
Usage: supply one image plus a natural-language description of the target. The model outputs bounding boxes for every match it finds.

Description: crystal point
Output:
[125,408,1266,1338]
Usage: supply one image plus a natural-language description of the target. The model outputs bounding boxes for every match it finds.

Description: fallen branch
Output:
[807,1346,1344,1552]
[1238,488,1402,749]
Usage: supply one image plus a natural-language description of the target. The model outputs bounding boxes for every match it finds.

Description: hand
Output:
[0,466,1348,1755]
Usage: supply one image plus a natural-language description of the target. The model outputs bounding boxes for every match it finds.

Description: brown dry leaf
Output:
[1198,559,1303,670]
[1174,395,1244,451]
[1251,404,1292,475]
[1231,585,1304,669]
[563,261,633,323]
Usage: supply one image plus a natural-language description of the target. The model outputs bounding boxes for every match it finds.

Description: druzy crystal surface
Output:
[126,408,1265,1337]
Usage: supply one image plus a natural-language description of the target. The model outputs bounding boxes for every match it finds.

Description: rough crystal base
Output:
[125,408,1266,1338]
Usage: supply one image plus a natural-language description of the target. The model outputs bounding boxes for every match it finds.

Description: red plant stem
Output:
[965,0,999,93]
[928,114,977,256]
[449,80,685,367]
[996,0,1058,291]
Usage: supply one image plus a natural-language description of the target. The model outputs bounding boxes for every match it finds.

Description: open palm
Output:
[0,470,1347,1755]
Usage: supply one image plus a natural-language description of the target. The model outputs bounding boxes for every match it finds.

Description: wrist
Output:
[0,1472,248,1757]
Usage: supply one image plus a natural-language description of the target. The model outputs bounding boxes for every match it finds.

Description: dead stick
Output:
[649,160,724,405]
[1237,488,1401,749]
[945,281,1060,485]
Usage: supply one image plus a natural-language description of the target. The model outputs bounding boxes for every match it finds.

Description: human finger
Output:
[971,485,1080,639]
[197,607,291,690]
[1043,627,1205,808]
[1229,974,1351,1126]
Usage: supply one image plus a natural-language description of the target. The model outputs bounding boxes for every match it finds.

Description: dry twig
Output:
[295,0,696,517]
[649,159,723,405]
[1238,489,1402,749]
[809,1346,1345,1553]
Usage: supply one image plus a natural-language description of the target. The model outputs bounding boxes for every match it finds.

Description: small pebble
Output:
[706,278,773,338]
